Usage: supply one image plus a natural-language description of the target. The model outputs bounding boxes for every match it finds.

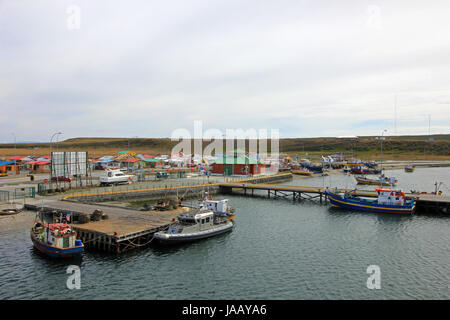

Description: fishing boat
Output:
[364,161,378,168]
[355,175,397,186]
[325,188,415,215]
[30,211,84,258]
[405,165,415,172]
[301,163,323,174]
[350,166,381,175]
[291,169,313,176]
[153,209,233,244]
[200,196,235,221]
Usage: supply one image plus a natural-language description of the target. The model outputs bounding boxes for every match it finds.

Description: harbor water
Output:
[0,167,449,299]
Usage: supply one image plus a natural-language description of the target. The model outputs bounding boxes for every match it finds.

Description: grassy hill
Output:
[0,135,449,161]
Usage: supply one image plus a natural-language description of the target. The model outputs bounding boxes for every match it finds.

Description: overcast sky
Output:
[1,0,450,142]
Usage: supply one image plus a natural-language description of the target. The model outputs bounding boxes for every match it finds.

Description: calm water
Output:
[1,168,449,299]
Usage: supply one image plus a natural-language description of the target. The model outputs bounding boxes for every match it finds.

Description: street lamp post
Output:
[11,133,16,175]
[50,132,62,182]
[378,129,387,171]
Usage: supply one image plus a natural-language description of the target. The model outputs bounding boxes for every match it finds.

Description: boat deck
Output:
[25,200,192,252]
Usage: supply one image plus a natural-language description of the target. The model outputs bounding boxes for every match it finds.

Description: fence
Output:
[61,172,293,203]
[0,190,9,202]
[14,187,36,199]
[0,187,36,203]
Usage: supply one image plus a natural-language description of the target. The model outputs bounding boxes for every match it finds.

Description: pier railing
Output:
[60,173,293,202]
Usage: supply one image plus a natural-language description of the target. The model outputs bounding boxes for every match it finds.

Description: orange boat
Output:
[291,169,313,176]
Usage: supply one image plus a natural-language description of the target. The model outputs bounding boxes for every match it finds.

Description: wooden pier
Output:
[25,201,186,253]
[219,182,450,214]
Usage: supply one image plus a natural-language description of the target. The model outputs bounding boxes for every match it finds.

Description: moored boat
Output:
[154,209,233,244]
[325,188,415,215]
[405,165,415,172]
[291,169,313,176]
[0,208,21,216]
[355,175,397,186]
[350,166,381,175]
[200,196,235,221]
[31,211,84,258]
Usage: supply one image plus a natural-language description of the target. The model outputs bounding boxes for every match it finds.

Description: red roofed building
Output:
[28,160,51,173]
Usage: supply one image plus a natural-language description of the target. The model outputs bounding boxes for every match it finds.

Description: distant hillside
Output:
[0,135,449,160]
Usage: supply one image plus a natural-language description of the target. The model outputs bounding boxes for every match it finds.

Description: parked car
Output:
[51,176,72,182]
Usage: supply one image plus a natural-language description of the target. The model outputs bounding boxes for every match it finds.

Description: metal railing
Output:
[60,173,291,202]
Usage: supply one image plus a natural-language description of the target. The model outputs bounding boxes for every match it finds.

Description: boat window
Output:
[206,217,210,223]
[201,219,205,224]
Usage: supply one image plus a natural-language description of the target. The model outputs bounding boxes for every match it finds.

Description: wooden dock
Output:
[25,201,187,253]
[219,182,450,214]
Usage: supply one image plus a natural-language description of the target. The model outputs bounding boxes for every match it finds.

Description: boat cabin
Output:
[203,199,230,213]
[105,169,125,178]
[376,188,406,206]
[177,210,214,225]
[42,223,78,248]
[34,211,78,249]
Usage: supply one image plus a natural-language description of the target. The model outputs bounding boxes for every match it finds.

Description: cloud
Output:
[1,0,450,142]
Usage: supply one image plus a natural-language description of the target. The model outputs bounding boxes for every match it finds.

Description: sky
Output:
[1,0,450,143]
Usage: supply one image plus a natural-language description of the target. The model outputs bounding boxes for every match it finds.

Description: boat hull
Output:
[154,222,233,245]
[30,230,84,258]
[325,191,415,215]
[355,177,396,186]
[292,170,313,176]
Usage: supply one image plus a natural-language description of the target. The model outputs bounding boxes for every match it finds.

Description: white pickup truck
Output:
[99,169,134,186]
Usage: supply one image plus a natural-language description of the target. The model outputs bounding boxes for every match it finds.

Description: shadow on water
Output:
[150,231,233,256]
[325,206,411,222]
[30,246,83,268]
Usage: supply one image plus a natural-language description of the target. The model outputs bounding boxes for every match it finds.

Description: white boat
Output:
[99,169,134,186]
[355,175,397,186]
[153,209,233,244]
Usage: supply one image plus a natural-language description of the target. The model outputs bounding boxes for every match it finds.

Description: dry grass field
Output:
[0,135,449,160]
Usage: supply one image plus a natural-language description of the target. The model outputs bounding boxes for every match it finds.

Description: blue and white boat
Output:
[31,211,84,258]
[325,188,415,215]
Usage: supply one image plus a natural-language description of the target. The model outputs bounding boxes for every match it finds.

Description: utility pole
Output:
[49,132,62,189]
[11,133,16,175]
[394,94,397,136]
[377,129,387,171]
